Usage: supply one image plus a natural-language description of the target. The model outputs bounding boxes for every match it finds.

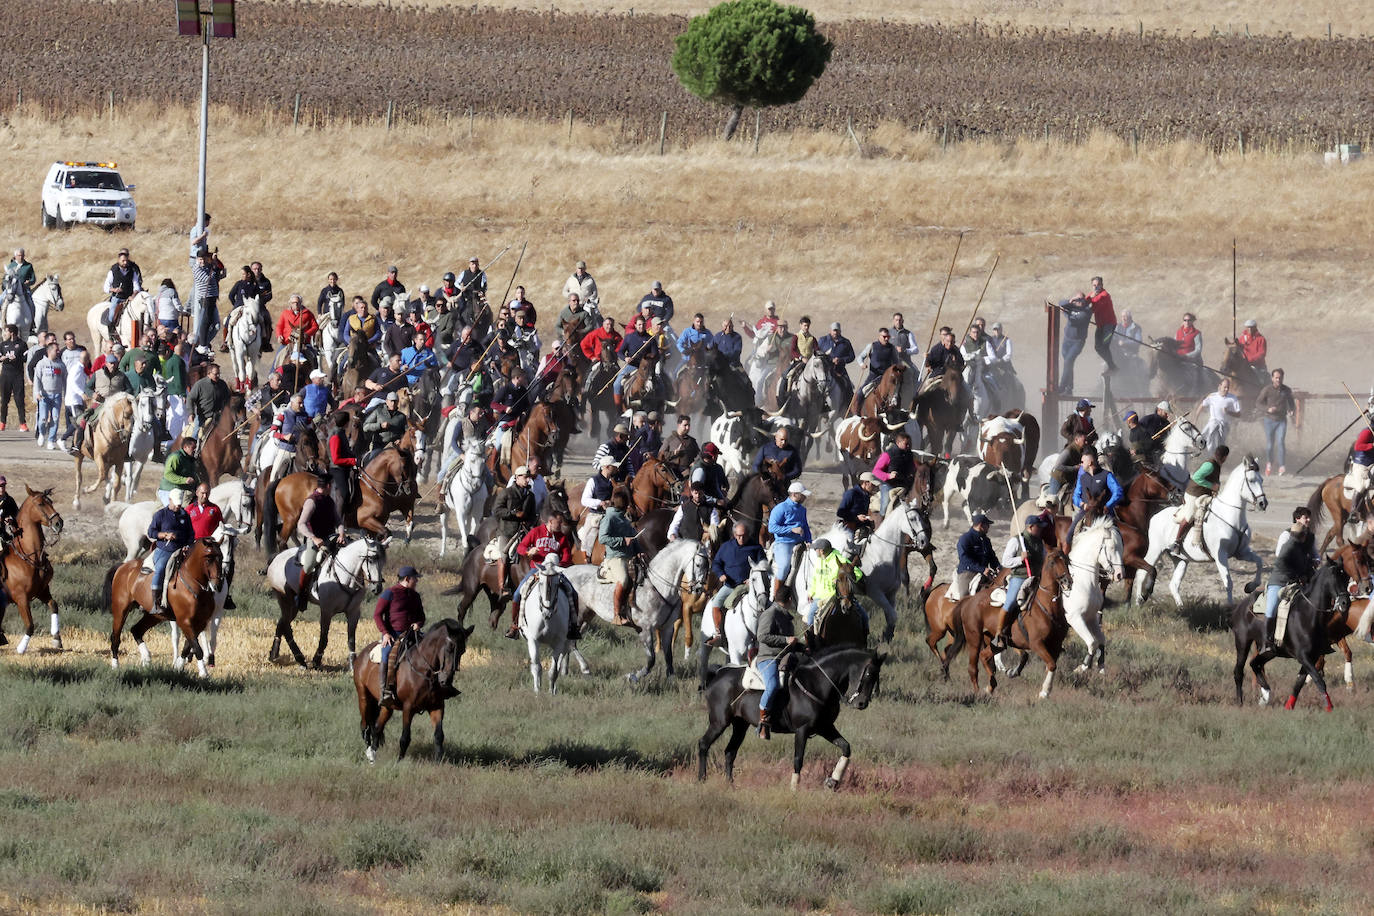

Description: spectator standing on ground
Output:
[32,342,65,449]
[0,324,27,431]
[1195,377,1242,453]
[1255,368,1295,476]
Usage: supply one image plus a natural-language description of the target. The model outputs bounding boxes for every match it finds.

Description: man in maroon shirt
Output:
[374,566,426,707]
[1085,275,1117,375]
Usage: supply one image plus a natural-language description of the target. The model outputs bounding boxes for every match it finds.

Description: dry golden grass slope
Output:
[3,107,1371,388]
[248,0,1374,37]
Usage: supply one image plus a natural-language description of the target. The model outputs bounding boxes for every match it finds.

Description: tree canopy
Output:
[672,0,833,139]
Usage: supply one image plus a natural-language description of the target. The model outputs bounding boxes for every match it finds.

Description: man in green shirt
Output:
[158,438,201,506]
[598,491,642,632]
[1170,445,1228,558]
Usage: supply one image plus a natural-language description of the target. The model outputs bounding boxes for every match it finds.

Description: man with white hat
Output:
[593,423,632,482]
[145,487,195,616]
[579,457,619,554]
[837,471,880,557]
[562,259,597,309]
[1230,318,1268,388]
[766,480,812,601]
[301,368,334,420]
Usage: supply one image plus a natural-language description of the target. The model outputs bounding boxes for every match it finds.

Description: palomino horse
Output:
[105,538,224,678]
[0,487,65,653]
[73,391,135,509]
[227,294,263,389]
[353,619,473,763]
[87,290,155,351]
[956,549,1072,697]
[914,370,969,459]
[1230,557,1348,710]
[1142,456,1268,606]
[266,536,388,669]
[698,645,888,790]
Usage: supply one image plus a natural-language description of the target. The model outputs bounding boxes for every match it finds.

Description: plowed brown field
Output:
[5,0,1374,151]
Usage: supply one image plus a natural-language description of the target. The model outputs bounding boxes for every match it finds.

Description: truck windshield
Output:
[65,170,125,191]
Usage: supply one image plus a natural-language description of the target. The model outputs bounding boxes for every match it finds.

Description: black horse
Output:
[721,464,787,545]
[1231,557,1350,710]
[698,645,888,790]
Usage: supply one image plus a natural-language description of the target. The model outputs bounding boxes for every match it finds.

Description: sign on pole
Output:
[211,0,236,38]
[176,0,200,35]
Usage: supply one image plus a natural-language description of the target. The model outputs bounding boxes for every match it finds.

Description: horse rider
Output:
[376,302,409,361]
[613,314,660,411]
[292,472,345,612]
[530,338,571,403]
[562,260,598,312]
[0,476,18,548]
[742,300,781,342]
[1263,506,1320,653]
[1123,411,1161,466]
[370,266,406,313]
[1170,445,1229,558]
[492,465,536,600]
[703,521,765,647]
[872,430,917,513]
[752,426,802,483]
[374,566,425,710]
[158,437,201,507]
[506,513,579,637]
[185,362,230,441]
[920,326,965,392]
[638,280,675,329]
[64,343,126,454]
[579,314,623,381]
[1173,311,1204,383]
[1047,430,1090,501]
[857,328,898,402]
[593,424,632,482]
[689,442,730,507]
[301,369,333,421]
[456,257,488,324]
[436,271,462,310]
[145,488,195,616]
[5,248,36,333]
[579,457,619,555]
[951,513,998,600]
[984,322,1015,402]
[1065,447,1123,548]
[558,293,599,341]
[268,393,311,481]
[1230,318,1268,385]
[815,322,855,410]
[342,296,381,352]
[658,415,699,481]
[836,472,880,558]
[526,457,549,517]
[362,390,406,457]
[220,265,259,351]
[755,597,801,739]
[889,312,919,367]
[327,412,358,517]
[600,491,643,631]
[713,317,743,370]
[187,481,223,539]
[990,514,1048,650]
[804,538,867,630]
[675,314,713,373]
[627,411,664,478]
[1061,398,1098,446]
[102,247,143,335]
[669,482,721,545]
[1344,427,1374,516]
[273,294,319,362]
[1138,401,1170,445]
[317,271,345,326]
[766,481,811,602]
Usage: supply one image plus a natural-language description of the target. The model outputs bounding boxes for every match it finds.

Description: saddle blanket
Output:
[1254,582,1299,643]
[739,661,789,692]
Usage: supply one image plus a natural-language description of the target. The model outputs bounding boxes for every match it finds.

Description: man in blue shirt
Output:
[299,369,334,420]
[752,427,802,482]
[145,488,196,615]
[767,480,812,601]
[953,513,998,600]
[705,521,766,647]
[817,321,856,410]
[713,318,743,368]
[399,329,439,386]
[1066,447,1123,548]
[676,313,713,361]
[613,315,660,410]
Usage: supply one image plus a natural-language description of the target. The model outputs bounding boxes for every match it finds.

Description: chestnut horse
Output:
[184,391,246,486]
[914,370,969,459]
[1116,465,1177,599]
[0,487,65,653]
[1307,474,1361,551]
[105,538,224,678]
[353,618,474,763]
[852,364,907,421]
[956,549,1072,697]
[488,402,560,484]
[629,457,681,519]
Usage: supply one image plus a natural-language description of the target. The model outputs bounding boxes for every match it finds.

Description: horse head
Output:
[44,275,64,312]
[363,537,388,596]
[1240,455,1268,511]
[897,496,931,553]
[22,486,63,534]
[844,645,888,709]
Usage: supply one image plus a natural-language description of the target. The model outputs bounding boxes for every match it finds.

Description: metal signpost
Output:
[177,0,236,240]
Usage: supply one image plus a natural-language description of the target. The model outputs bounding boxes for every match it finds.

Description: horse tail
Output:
[1306,481,1327,531]
[263,476,283,554]
[101,564,117,615]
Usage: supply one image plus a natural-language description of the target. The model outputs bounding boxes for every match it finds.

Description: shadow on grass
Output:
[442,739,692,774]
[113,667,249,694]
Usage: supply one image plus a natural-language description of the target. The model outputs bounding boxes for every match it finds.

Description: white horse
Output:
[520,558,573,694]
[29,275,64,337]
[87,290,155,351]
[793,494,934,642]
[117,478,257,561]
[1160,414,1207,490]
[711,558,772,665]
[562,538,711,682]
[228,295,262,390]
[1141,456,1268,606]
[788,355,844,458]
[1063,519,1124,673]
[438,440,489,557]
[123,383,161,501]
[319,313,342,381]
[746,329,784,408]
[266,536,388,667]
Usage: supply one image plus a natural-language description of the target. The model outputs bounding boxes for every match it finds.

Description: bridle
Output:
[325,539,382,595]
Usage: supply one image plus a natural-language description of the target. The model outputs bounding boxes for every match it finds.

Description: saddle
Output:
[722,582,749,610]
[989,577,1036,611]
[740,658,791,693]
[916,374,947,398]
[1253,582,1301,643]
[139,546,190,608]
[482,532,523,565]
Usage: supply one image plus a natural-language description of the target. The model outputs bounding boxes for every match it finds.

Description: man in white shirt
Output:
[1195,377,1242,453]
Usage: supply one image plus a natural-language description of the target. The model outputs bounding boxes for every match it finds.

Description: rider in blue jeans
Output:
[145,488,195,615]
[755,600,799,739]
[766,481,811,602]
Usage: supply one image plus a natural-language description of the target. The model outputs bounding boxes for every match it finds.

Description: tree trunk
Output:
[722,104,744,141]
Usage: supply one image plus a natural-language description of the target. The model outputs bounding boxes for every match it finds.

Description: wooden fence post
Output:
[567,108,573,140]
[753,111,761,154]
[385,100,393,130]
[293,92,301,129]
[658,111,667,155]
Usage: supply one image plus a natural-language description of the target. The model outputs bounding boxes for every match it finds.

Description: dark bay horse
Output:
[811,562,869,650]
[583,339,621,439]
[1230,556,1349,710]
[339,329,381,394]
[914,370,968,459]
[1219,340,1264,411]
[1116,466,1177,601]
[488,403,560,484]
[721,461,787,544]
[353,619,474,763]
[541,368,582,472]
[1148,341,1215,399]
[105,538,224,677]
[674,342,710,420]
[624,356,663,414]
[698,645,888,790]
[0,487,64,653]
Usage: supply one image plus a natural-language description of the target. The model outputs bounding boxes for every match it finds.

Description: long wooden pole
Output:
[1231,238,1237,341]
[925,231,964,355]
[961,253,1000,340]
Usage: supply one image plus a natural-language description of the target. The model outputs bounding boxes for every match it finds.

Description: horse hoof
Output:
[206,655,215,668]
[364,746,376,764]
[51,636,63,651]
[824,777,839,791]
[626,673,640,684]
[309,658,323,671]
[110,657,119,669]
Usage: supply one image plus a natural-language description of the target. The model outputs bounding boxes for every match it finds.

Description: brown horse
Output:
[624,356,662,413]
[674,343,710,419]
[1116,466,1178,600]
[105,538,224,677]
[562,319,591,378]
[629,457,680,518]
[172,391,246,486]
[853,364,907,420]
[922,568,1009,677]
[488,403,560,484]
[914,370,969,459]
[339,328,381,395]
[1219,341,1264,412]
[73,391,135,509]
[353,619,473,763]
[584,338,622,439]
[954,549,1071,696]
[0,487,65,652]
[1308,474,1361,551]
[721,462,788,545]
[542,367,583,471]
[260,425,419,551]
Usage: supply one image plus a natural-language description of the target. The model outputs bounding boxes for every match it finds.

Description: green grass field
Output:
[2,541,1373,914]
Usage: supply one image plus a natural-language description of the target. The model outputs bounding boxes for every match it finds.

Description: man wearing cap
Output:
[1051,295,1092,394]
[816,321,855,408]
[836,472,881,555]
[563,260,597,309]
[1230,318,1268,387]
[767,481,812,601]
[669,482,721,545]
[594,423,632,482]
[626,411,663,477]
[363,390,407,455]
[145,488,195,615]
[437,271,461,306]
[579,458,619,553]
[953,513,998,600]
[295,472,346,611]
[638,281,674,327]
[658,415,699,480]
[274,294,319,352]
[1139,401,1171,444]
[376,302,410,361]
[804,539,866,629]
[1067,447,1123,547]
[743,300,781,341]
[857,328,898,403]
[409,284,437,322]
[300,369,334,420]
[558,293,598,340]
[990,514,1048,649]
[704,522,765,649]
[492,465,537,598]
[188,246,226,354]
[752,426,802,483]
[1061,399,1098,446]
[1171,445,1228,557]
[1195,377,1242,453]
[268,393,311,481]
[374,566,426,709]
[370,266,407,311]
[596,491,641,630]
[689,442,730,506]
[104,247,144,335]
[1257,369,1295,476]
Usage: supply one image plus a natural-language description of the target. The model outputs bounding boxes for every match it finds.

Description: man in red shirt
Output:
[186,482,235,609]
[579,315,623,362]
[1233,318,1268,385]
[1084,275,1117,375]
[507,513,579,640]
[742,300,781,340]
[275,294,320,347]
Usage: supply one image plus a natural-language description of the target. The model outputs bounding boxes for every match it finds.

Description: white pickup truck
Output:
[41,161,137,230]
